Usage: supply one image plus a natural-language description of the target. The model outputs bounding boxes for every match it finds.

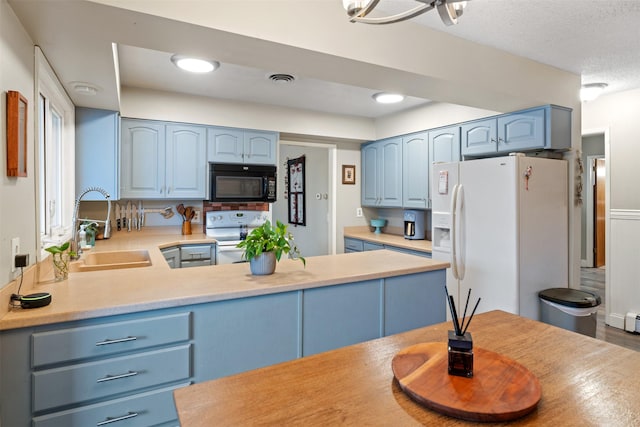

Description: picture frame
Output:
[342,165,356,185]
[6,90,28,177]
[287,156,306,226]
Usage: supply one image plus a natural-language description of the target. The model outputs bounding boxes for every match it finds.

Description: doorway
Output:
[581,133,606,268]
[273,141,336,257]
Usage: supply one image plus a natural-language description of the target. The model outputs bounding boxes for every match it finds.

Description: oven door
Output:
[216,242,247,265]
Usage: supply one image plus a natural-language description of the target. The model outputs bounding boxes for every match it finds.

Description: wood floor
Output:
[580,267,640,351]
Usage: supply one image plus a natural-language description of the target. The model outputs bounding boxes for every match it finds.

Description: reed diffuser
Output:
[445,286,481,378]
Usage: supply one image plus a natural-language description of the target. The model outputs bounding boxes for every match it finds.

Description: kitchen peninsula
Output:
[0,228,449,426]
[174,310,640,426]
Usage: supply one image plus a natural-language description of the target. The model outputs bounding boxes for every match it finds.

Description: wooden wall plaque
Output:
[6,90,28,177]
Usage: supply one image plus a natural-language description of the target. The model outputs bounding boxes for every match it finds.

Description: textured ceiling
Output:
[391,0,640,94]
[8,0,640,118]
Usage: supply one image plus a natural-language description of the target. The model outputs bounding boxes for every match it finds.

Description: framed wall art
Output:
[342,164,356,185]
[287,156,306,226]
[6,90,28,177]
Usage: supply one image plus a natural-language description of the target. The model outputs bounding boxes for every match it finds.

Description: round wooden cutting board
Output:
[392,342,541,422]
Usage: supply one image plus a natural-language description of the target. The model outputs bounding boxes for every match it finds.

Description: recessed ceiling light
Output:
[171,55,219,73]
[580,83,608,102]
[373,92,405,104]
[69,81,101,96]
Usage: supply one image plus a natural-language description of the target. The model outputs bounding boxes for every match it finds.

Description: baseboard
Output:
[606,313,626,330]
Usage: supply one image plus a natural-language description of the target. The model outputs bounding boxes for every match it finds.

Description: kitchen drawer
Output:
[32,312,191,367]
[385,245,431,258]
[181,259,212,268]
[33,344,191,412]
[180,244,213,261]
[344,238,363,252]
[32,383,188,427]
[363,242,384,251]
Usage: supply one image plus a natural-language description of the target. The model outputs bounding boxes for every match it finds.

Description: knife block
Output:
[182,220,192,235]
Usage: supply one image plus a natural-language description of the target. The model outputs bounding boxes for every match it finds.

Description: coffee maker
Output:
[403,210,425,240]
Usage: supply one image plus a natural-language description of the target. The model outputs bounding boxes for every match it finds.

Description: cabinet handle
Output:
[96,412,139,426]
[167,186,172,194]
[95,336,137,346]
[96,370,139,383]
[491,138,497,143]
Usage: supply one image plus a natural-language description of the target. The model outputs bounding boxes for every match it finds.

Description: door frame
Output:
[582,127,611,325]
[278,140,337,255]
[582,154,604,267]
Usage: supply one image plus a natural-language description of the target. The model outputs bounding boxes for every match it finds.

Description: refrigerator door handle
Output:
[450,183,460,280]
[454,185,466,280]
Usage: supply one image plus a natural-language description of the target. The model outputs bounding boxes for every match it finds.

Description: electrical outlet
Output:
[11,237,20,273]
[192,209,201,224]
[356,208,363,217]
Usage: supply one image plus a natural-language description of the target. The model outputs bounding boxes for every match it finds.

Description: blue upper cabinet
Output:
[462,105,571,158]
[207,128,277,165]
[361,138,403,207]
[75,108,120,200]
[402,132,429,209]
[461,118,497,157]
[497,107,545,152]
[121,119,206,199]
[430,125,461,164]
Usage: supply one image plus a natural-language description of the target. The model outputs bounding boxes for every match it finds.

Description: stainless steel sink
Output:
[69,250,151,272]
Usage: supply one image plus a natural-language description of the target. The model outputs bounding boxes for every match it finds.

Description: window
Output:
[36,47,75,257]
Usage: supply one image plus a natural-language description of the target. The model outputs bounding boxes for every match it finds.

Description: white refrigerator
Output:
[431,155,568,320]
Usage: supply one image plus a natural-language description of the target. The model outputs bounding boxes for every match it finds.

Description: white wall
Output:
[120,87,375,142]
[1,0,37,287]
[583,89,640,328]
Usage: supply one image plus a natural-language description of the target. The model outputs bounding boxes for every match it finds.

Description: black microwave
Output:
[209,163,277,202]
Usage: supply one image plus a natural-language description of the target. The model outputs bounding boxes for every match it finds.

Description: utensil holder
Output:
[182,220,192,235]
[448,330,473,378]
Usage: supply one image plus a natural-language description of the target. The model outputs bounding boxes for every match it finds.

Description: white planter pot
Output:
[250,251,277,275]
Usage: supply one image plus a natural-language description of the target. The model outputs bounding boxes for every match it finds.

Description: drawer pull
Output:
[95,336,138,346]
[96,370,139,383]
[96,411,139,426]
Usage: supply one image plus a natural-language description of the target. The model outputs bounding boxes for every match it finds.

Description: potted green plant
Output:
[45,241,73,281]
[236,220,305,275]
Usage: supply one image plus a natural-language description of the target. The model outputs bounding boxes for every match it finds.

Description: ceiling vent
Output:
[268,73,296,84]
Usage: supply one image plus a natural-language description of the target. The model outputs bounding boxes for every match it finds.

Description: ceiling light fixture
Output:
[343,0,468,25]
[69,81,101,96]
[580,83,608,102]
[171,55,219,73]
[373,92,405,104]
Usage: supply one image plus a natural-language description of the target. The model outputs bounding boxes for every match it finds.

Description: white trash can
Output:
[539,288,601,337]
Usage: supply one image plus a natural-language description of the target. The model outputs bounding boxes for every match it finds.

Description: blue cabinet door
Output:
[361,142,380,206]
[384,271,446,336]
[497,107,545,153]
[206,127,244,163]
[243,131,277,165]
[303,280,381,356]
[166,124,206,198]
[461,118,497,157]
[380,137,403,207]
[430,125,461,164]
[402,132,429,209]
[120,119,165,198]
[192,292,300,382]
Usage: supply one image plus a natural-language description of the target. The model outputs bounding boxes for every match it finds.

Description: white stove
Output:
[206,210,270,264]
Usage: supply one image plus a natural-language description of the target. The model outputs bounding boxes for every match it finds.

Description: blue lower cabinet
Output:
[303,280,381,356]
[384,271,446,336]
[32,383,188,427]
[192,291,300,381]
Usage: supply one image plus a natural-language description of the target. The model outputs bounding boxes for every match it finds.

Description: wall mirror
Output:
[6,90,28,177]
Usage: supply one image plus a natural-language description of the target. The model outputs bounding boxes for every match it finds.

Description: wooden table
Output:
[174,311,640,426]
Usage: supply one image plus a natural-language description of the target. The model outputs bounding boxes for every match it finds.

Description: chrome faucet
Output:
[70,186,112,260]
